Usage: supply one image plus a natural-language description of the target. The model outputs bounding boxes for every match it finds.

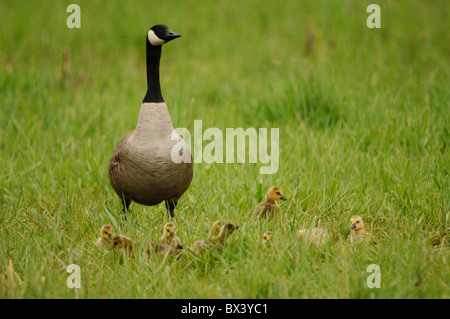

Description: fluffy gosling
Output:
[191,222,239,254]
[112,234,133,256]
[143,240,181,257]
[96,225,114,248]
[350,215,371,245]
[262,231,273,246]
[296,227,330,248]
[253,186,287,219]
[208,221,223,239]
[160,222,183,250]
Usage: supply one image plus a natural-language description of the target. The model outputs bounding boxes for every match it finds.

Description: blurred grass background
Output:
[0,0,448,298]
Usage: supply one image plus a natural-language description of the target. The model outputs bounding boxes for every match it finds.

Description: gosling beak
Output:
[108,234,113,240]
[280,195,287,201]
[235,226,240,230]
[351,224,356,230]
[170,233,175,238]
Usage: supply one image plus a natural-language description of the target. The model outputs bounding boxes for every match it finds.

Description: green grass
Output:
[0,0,449,298]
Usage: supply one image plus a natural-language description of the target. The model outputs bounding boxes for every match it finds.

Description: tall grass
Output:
[0,0,448,298]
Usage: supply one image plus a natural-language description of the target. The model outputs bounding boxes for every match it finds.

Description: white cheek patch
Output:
[148,30,166,46]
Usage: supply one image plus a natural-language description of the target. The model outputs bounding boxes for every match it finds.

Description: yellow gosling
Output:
[112,234,134,257]
[208,221,223,239]
[350,215,371,245]
[262,231,273,246]
[96,225,114,248]
[191,222,239,254]
[160,222,183,249]
[253,186,287,219]
[296,227,330,248]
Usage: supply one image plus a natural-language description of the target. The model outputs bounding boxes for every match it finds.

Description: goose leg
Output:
[165,198,178,218]
[122,198,131,213]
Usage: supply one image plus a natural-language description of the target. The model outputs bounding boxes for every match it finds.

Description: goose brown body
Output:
[108,107,193,208]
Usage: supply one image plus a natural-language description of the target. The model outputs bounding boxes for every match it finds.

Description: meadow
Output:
[0,0,448,298]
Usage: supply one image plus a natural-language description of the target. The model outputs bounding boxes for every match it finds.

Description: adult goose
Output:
[108,24,193,217]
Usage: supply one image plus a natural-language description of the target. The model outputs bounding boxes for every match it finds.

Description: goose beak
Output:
[165,30,181,42]
[235,226,240,230]
[108,234,113,240]
[280,195,287,201]
[170,233,175,238]
[351,224,356,230]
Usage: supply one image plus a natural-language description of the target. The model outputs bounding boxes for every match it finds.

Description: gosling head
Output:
[350,215,365,232]
[147,24,181,46]
[100,225,113,241]
[113,234,132,249]
[161,222,177,240]
[263,231,273,245]
[265,186,287,202]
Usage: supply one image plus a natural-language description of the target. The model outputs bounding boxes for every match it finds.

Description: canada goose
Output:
[296,227,330,248]
[160,222,183,250]
[108,24,193,217]
[262,231,273,246]
[112,234,134,257]
[96,224,114,248]
[350,215,371,245]
[191,223,239,254]
[253,186,287,219]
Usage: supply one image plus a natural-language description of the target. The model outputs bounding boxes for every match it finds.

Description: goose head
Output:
[350,215,364,232]
[160,222,177,241]
[100,225,113,241]
[147,24,181,46]
[265,186,287,203]
[263,231,273,245]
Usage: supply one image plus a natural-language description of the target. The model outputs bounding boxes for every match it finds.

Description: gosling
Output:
[191,222,239,254]
[253,186,287,219]
[96,225,114,248]
[190,222,222,253]
[208,221,222,239]
[350,215,371,245]
[112,234,134,256]
[160,222,183,250]
[262,231,273,246]
[141,240,181,257]
[296,227,330,248]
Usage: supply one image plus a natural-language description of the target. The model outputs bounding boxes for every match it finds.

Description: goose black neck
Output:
[143,40,164,103]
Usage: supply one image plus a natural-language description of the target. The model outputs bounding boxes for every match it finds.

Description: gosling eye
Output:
[356,221,359,223]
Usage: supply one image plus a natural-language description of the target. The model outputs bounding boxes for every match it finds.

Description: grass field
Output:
[0,0,449,299]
